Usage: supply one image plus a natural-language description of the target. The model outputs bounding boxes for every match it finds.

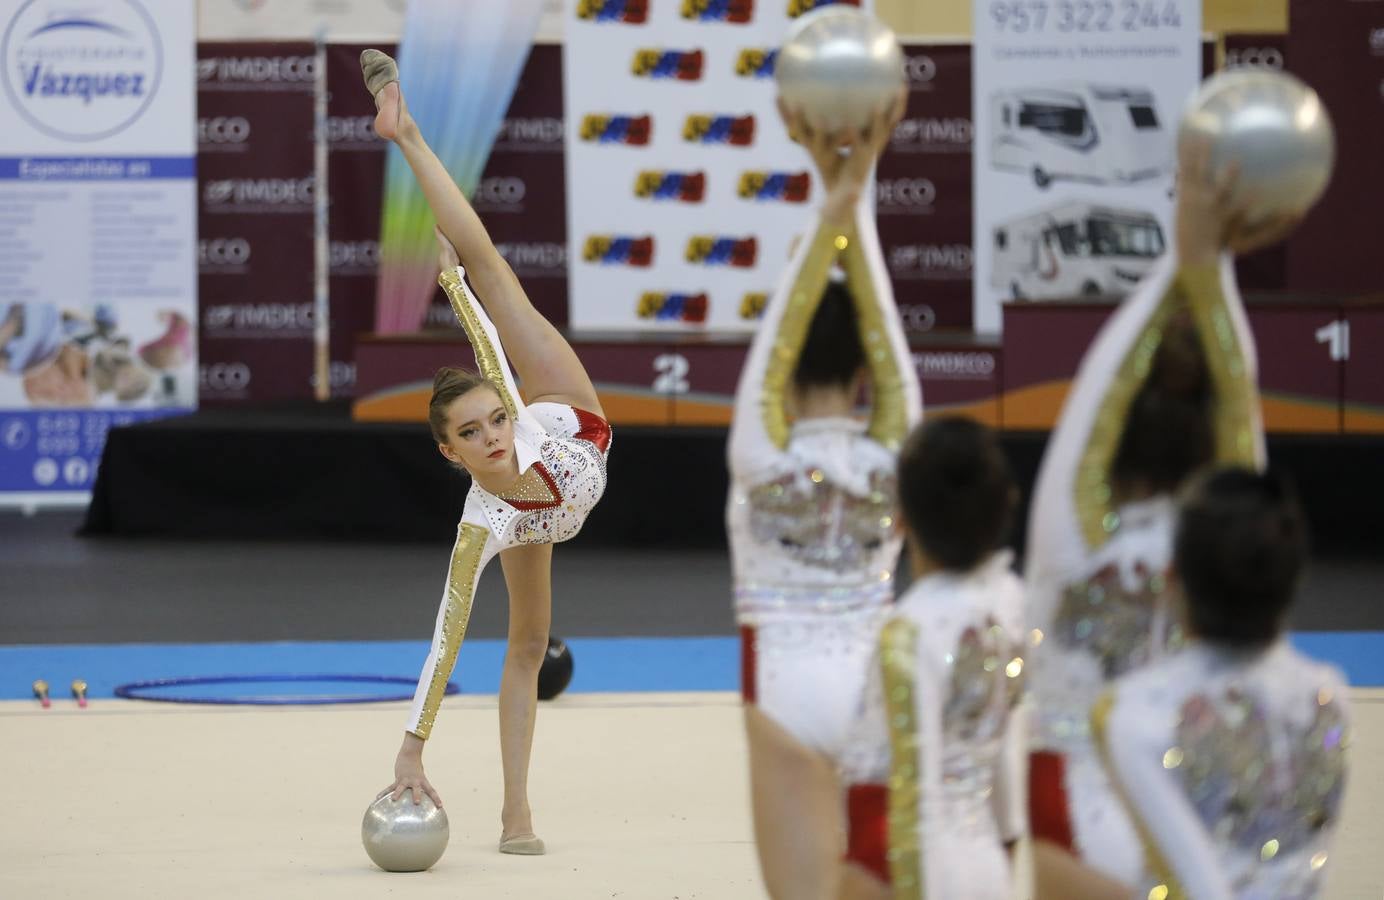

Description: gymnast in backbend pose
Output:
[361,49,612,857]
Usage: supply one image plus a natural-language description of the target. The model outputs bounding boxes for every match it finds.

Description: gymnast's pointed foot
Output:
[498,833,546,856]
[360,48,408,142]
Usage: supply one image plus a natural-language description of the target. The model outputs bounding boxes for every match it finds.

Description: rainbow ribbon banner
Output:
[374,0,546,333]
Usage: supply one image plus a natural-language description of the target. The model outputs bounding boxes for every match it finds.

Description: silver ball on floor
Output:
[775,4,905,134]
[362,792,449,872]
[1179,69,1335,227]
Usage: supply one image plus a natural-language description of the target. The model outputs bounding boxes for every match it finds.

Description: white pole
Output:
[312,31,331,401]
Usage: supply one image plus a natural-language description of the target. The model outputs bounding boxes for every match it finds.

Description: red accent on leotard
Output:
[572,407,612,453]
[845,783,891,884]
[1028,750,1077,852]
[740,625,757,703]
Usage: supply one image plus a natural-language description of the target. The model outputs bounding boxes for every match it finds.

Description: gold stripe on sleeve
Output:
[881,617,924,898]
[1091,690,1187,900]
[759,224,852,448]
[410,522,489,740]
[1074,293,1179,549]
[438,268,519,421]
[841,233,908,451]
[1177,265,1259,468]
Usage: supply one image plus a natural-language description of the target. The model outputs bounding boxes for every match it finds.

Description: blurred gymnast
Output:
[729,94,920,900]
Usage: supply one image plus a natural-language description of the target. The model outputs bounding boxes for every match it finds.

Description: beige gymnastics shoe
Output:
[498,833,546,855]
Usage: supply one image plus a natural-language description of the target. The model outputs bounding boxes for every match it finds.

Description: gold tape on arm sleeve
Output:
[1073,289,1180,550]
[759,223,851,448]
[881,617,924,898]
[1091,690,1188,900]
[840,229,909,451]
[1177,264,1260,468]
[438,268,520,421]
[410,522,489,740]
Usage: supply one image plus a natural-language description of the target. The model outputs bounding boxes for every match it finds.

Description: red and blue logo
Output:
[686,236,758,267]
[634,170,706,202]
[739,292,769,319]
[738,171,810,202]
[734,48,777,77]
[683,114,755,146]
[638,292,709,323]
[580,114,651,145]
[681,0,754,22]
[577,0,649,23]
[583,235,655,267]
[631,48,704,80]
[787,0,860,17]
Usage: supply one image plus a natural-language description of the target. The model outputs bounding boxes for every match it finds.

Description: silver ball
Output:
[361,793,449,872]
[1178,69,1335,225]
[775,5,905,133]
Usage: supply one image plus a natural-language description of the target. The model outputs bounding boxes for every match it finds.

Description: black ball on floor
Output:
[537,636,574,700]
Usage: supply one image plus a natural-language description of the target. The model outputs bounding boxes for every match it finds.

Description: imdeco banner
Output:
[971,0,1201,333]
[563,0,875,332]
[0,0,197,506]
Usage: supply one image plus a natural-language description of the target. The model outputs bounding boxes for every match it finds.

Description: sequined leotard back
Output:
[1024,254,1266,883]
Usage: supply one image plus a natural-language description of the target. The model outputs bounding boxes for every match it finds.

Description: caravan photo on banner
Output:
[971,0,1200,333]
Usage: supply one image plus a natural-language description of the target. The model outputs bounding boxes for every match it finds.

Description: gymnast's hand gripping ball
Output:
[1179,69,1335,228]
[361,792,449,872]
[774,5,905,134]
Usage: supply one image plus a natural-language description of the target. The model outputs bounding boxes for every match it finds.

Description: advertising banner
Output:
[971,0,1201,333]
[195,41,315,407]
[0,0,197,506]
[326,42,390,399]
[877,42,974,332]
[1286,0,1384,296]
[422,43,569,330]
[564,0,875,332]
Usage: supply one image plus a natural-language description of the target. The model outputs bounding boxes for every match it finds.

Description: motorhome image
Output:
[990,201,1166,300]
[990,84,1171,188]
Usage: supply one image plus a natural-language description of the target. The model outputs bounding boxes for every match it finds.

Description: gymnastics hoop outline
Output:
[113,674,460,706]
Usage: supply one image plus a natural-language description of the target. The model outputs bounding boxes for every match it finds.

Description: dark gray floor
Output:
[2,511,735,644]
[2,510,1380,645]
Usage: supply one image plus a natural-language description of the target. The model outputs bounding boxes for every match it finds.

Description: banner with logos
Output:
[421,43,570,330]
[971,0,1201,333]
[877,42,974,332]
[195,41,316,406]
[1286,0,1384,296]
[326,42,390,398]
[564,0,876,332]
[0,0,197,506]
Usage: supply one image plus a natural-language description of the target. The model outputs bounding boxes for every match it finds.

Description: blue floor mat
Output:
[2,633,1381,702]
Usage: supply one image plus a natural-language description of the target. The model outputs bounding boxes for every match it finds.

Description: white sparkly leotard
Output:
[1024,254,1265,884]
[1096,640,1350,900]
[727,197,922,757]
[838,551,1028,899]
[405,267,611,739]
